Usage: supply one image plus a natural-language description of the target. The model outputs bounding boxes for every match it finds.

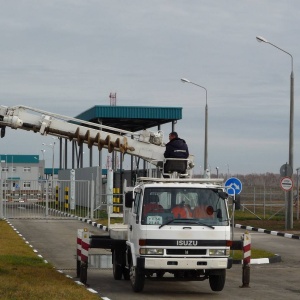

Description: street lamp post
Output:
[181,78,208,174]
[41,149,45,161]
[296,167,300,220]
[42,142,56,180]
[256,35,294,229]
[226,164,230,178]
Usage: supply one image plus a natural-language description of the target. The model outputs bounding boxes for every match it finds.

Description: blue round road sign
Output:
[225,177,243,196]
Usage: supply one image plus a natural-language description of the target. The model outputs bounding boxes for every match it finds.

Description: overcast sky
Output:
[1,0,300,175]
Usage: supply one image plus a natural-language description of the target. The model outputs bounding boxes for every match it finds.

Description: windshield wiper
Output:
[159,218,214,229]
[159,218,181,229]
[194,220,215,229]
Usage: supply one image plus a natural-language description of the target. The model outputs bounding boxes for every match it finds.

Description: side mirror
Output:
[206,206,214,216]
[218,190,228,200]
[125,191,134,208]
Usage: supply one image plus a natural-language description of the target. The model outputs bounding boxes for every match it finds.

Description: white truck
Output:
[0,105,234,293]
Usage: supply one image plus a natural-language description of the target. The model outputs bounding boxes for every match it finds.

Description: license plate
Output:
[147,215,163,225]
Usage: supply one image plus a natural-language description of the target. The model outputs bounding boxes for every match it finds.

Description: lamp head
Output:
[256,36,268,43]
[181,78,190,83]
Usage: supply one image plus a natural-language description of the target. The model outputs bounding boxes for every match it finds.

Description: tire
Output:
[130,260,145,292]
[209,269,226,291]
[113,250,123,280]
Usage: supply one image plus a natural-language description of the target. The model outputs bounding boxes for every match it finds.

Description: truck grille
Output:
[166,249,206,255]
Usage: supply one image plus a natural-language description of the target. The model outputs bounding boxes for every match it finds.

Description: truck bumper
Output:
[137,256,232,270]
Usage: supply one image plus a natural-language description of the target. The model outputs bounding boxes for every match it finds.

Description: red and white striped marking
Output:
[77,228,90,263]
[77,229,83,260]
[81,229,90,263]
[242,232,251,265]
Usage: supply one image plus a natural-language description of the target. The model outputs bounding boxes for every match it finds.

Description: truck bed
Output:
[89,224,128,250]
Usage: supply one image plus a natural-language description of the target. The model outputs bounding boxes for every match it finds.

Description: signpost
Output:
[225,177,243,196]
[280,177,293,192]
[279,163,294,230]
[225,177,243,241]
[280,163,293,177]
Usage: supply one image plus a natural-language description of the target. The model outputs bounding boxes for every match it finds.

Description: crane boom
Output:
[0,105,189,168]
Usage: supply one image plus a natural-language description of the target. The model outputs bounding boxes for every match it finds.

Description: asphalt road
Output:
[7,218,300,300]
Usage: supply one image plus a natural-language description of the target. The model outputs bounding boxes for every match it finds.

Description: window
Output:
[23,182,31,188]
[134,191,142,215]
[23,167,31,172]
[2,167,8,172]
[141,187,229,226]
[12,167,16,172]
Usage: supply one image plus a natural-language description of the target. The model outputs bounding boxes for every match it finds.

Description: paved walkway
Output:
[7,218,109,274]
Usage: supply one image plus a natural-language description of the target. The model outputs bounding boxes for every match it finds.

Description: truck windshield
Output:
[141,187,229,226]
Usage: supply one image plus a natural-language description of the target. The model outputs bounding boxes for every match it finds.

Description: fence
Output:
[239,185,299,220]
[0,179,93,219]
[2,179,296,221]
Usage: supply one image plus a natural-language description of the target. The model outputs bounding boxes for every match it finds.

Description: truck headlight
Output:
[209,249,229,256]
[140,248,164,255]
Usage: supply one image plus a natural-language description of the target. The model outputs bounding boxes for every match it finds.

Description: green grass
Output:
[234,210,300,233]
[0,220,101,300]
[231,249,275,260]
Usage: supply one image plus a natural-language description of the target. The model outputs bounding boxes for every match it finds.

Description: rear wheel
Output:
[113,250,122,280]
[130,260,145,292]
[209,269,226,291]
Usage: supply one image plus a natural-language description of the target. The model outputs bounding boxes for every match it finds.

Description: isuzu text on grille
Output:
[177,240,198,246]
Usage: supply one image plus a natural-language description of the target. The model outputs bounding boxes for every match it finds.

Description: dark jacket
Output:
[164,138,189,159]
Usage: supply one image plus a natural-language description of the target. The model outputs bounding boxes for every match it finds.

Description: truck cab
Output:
[124,177,232,292]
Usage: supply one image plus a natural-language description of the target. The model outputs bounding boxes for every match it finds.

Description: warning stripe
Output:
[77,229,83,260]
[243,244,251,253]
[243,252,251,265]
[243,233,251,265]
[77,237,82,256]
[80,230,90,263]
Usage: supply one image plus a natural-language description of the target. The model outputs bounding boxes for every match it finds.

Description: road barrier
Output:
[64,186,69,209]
[241,232,251,288]
[77,228,90,284]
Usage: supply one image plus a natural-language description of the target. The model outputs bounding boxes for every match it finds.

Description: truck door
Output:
[128,190,143,252]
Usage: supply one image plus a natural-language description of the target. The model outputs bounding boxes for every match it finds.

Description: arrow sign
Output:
[225,177,243,196]
[280,177,293,191]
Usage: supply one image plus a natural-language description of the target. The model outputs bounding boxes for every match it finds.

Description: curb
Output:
[233,254,281,265]
[235,224,300,240]
[234,223,298,265]
[77,216,108,232]
[34,206,109,232]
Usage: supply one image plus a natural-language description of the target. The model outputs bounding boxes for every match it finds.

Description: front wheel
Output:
[130,260,145,292]
[209,269,226,291]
